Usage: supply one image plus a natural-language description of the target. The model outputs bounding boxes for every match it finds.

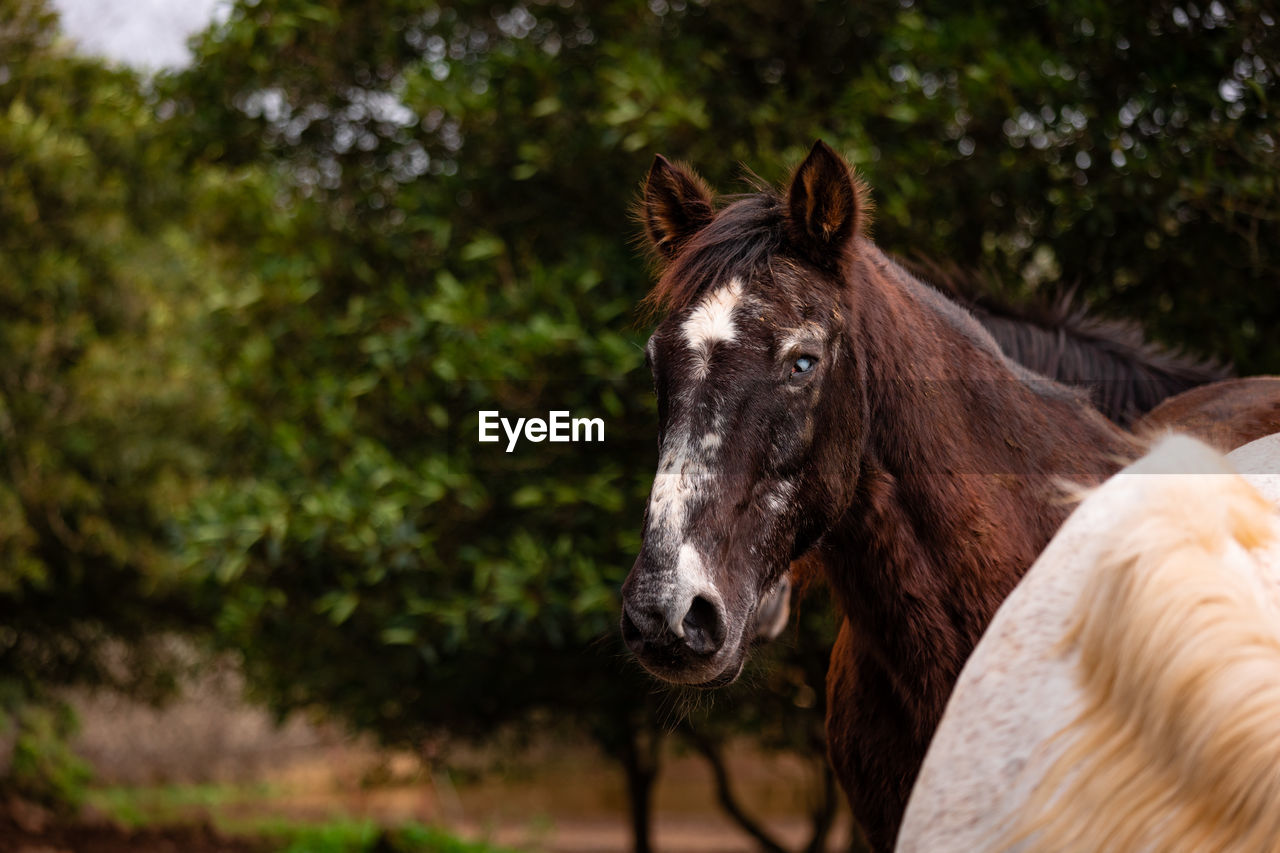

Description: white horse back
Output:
[897,433,1280,852]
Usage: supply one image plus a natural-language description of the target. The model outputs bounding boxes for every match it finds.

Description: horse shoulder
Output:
[897,475,1134,851]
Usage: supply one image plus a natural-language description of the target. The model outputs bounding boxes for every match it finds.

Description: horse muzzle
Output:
[620,554,745,684]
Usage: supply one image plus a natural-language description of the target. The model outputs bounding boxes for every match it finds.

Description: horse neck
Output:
[821,246,1134,716]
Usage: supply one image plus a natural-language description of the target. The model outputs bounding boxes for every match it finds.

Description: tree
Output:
[0,0,225,805]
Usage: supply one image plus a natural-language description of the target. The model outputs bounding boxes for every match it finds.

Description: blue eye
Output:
[792,356,816,375]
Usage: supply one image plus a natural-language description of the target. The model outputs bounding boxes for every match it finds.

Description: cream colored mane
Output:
[1007,437,1280,852]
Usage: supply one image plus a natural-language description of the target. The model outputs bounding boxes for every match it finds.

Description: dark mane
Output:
[643,191,786,318]
[902,259,1232,426]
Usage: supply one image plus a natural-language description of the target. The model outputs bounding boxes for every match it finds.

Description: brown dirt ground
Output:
[22,669,858,852]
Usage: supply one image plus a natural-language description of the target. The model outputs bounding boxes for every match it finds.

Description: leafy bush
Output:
[1,692,91,809]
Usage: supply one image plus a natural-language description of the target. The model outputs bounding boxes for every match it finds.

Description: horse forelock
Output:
[642,192,788,320]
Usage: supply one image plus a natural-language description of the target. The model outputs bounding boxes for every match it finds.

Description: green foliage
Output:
[88,781,277,828]
[89,784,514,851]
[176,164,655,739]
[0,0,235,804]
[822,1,1280,370]
[0,693,91,809]
[168,0,665,750]
[173,0,1280,363]
[268,820,516,853]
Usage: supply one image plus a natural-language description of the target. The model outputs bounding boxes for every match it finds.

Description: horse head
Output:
[620,141,867,686]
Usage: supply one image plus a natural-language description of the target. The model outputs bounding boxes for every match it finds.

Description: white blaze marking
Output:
[682,278,743,377]
[647,421,727,539]
[645,283,741,539]
[641,292,743,619]
[647,430,705,534]
[662,543,717,638]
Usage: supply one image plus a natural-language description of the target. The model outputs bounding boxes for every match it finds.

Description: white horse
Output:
[897,432,1280,853]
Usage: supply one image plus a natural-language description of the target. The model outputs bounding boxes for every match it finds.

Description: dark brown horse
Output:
[619,141,1279,852]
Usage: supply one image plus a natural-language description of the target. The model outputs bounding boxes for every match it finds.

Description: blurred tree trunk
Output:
[617,712,661,853]
[802,761,839,853]
[683,727,788,853]
[685,725,862,853]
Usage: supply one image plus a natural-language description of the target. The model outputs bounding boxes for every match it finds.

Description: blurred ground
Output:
[0,800,260,853]
[46,667,855,852]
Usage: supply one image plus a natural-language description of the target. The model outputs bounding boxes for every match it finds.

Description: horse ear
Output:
[643,155,714,260]
[786,140,864,258]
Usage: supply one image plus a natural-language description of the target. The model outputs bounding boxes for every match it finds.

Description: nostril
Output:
[681,595,725,656]
[620,607,646,654]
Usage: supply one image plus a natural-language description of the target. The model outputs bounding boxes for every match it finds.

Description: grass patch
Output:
[255,818,516,852]
[88,782,277,827]
[86,784,518,852]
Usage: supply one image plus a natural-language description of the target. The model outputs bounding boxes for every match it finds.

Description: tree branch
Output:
[682,727,788,853]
